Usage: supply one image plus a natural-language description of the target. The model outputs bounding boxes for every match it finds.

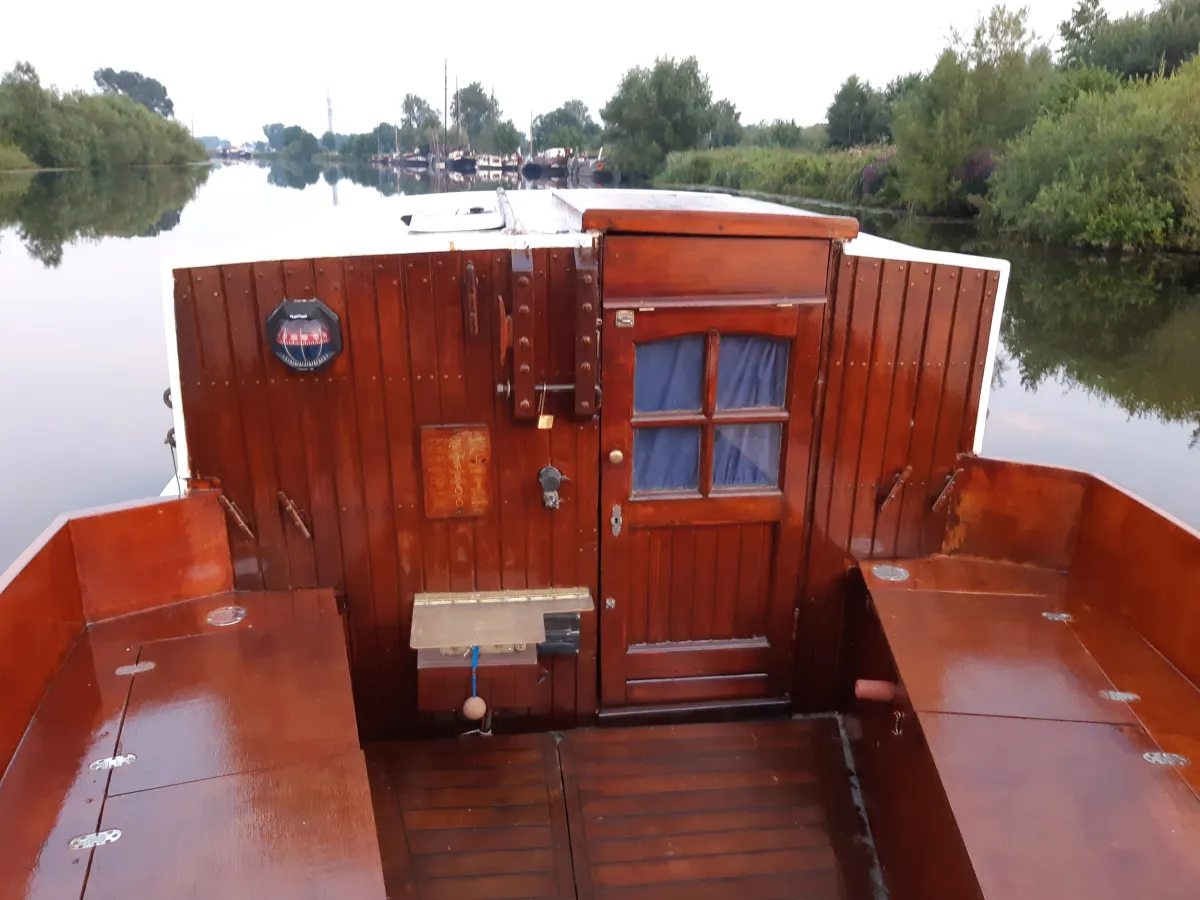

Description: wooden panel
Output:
[367,735,574,900]
[417,661,552,713]
[625,640,769,679]
[0,633,134,900]
[570,191,858,240]
[69,494,233,622]
[603,236,830,299]
[1065,601,1200,798]
[561,719,874,900]
[869,587,1135,723]
[176,247,598,738]
[189,266,264,589]
[920,713,1200,900]
[626,673,770,704]
[1070,475,1200,689]
[106,592,359,796]
[86,751,386,900]
[843,580,983,900]
[0,520,83,778]
[797,255,1001,711]
[862,555,1067,598]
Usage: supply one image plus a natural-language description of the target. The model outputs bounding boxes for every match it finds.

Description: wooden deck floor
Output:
[365,718,874,900]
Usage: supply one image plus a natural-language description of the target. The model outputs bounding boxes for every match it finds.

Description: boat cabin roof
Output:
[169,188,1010,280]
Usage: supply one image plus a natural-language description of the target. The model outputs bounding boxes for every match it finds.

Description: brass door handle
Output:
[608,449,624,464]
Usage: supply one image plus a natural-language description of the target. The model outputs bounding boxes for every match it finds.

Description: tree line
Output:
[659,0,1200,249]
[0,64,206,171]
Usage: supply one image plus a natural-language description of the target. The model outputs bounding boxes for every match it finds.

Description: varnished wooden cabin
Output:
[3,190,1199,900]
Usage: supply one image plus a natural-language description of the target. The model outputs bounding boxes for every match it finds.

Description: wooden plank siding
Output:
[794,253,1000,711]
[174,248,600,739]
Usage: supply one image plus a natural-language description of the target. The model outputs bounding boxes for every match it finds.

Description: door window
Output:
[632,333,789,495]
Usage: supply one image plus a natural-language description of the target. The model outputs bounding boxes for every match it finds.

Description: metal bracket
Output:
[1144,752,1190,767]
[218,494,255,540]
[1100,690,1140,702]
[930,468,963,512]
[610,504,623,537]
[1042,612,1073,622]
[877,465,913,515]
[89,754,136,771]
[70,830,121,850]
[573,246,600,418]
[277,491,312,539]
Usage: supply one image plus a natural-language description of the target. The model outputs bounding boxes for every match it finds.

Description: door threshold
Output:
[597,696,791,727]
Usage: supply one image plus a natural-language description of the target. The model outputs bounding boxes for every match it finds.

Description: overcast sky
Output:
[2,1,1158,142]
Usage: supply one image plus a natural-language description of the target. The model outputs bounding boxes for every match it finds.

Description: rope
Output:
[471,645,480,697]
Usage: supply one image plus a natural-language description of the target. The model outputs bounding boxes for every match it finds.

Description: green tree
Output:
[533,100,601,150]
[1058,0,1200,79]
[826,75,887,148]
[492,120,522,154]
[262,123,286,150]
[881,73,924,138]
[93,68,175,117]
[400,94,441,151]
[601,56,715,173]
[891,5,1055,212]
[1058,0,1109,68]
[707,99,743,147]
[321,131,336,151]
[451,82,498,145]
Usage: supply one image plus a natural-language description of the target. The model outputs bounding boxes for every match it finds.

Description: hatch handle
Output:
[462,261,479,337]
[277,491,312,540]
[218,495,255,541]
[931,467,964,512]
[877,465,913,515]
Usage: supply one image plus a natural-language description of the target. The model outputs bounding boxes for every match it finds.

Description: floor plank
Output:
[561,718,873,900]
[367,719,875,900]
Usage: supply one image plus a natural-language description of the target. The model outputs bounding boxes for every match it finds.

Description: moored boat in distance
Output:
[3,189,1198,900]
[475,153,503,170]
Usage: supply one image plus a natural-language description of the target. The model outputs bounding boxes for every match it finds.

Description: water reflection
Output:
[0,164,1197,574]
[0,166,209,268]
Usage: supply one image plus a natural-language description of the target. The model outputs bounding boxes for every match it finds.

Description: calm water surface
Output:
[1,162,1197,571]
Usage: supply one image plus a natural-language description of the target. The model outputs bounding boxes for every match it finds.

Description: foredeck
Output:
[367,719,875,900]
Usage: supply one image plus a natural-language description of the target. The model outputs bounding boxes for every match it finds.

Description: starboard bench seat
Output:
[847,457,1200,900]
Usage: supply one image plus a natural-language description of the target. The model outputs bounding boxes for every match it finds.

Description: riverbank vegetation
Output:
[0,166,209,266]
[0,64,206,171]
[651,1,1200,249]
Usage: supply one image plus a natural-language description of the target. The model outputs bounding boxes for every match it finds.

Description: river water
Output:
[1,161,1197,571]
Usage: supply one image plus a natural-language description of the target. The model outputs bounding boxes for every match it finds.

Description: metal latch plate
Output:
[70,830,121,850]
[89,754,136,771]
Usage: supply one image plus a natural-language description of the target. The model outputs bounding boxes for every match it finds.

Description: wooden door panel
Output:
[600,298,826,708]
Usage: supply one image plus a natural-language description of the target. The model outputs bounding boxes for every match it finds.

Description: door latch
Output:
[610,504,623,537]
[538,466,567,509]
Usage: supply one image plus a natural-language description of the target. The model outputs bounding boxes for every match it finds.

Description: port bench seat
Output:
[0,589,386,900]
[852,556,1200,900]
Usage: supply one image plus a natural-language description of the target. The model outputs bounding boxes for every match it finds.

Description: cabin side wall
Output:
[172,249,599,739]
[796,251,1002,710]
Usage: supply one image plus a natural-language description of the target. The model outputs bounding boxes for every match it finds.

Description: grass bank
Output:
[657,146,902,210]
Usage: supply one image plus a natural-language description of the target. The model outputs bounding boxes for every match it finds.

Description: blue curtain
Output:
[713,423,782,487]
[717,336,788,409]
[633,427,701,491]
[634,336,704,412]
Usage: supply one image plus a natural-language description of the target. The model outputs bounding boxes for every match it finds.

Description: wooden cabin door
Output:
[599,302,826,709]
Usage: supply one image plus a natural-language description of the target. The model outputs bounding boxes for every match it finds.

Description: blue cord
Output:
[471,645,480,697]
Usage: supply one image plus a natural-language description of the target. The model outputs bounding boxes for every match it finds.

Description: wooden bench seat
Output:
[0,589,385,900]
[853,556,1200,900]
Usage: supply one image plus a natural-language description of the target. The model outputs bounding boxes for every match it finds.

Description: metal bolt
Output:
[605,598,616,609]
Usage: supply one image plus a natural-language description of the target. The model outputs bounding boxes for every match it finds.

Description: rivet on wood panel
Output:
[519,337,530,347]
[437,260,443,266]
[519,305,530,314]
[318,268,325,274]
[581,362,591,371]
[519,364,530,373]
[257,272,263,278]
[520,400,531,410]
[518,275,530,287]
[582,336,592,345]
[583,274,593,285]
[873,262,879,268]
[422,277,428,283]
[925,267,931,273]
[583,303,593,312]
[196,275,203,282]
